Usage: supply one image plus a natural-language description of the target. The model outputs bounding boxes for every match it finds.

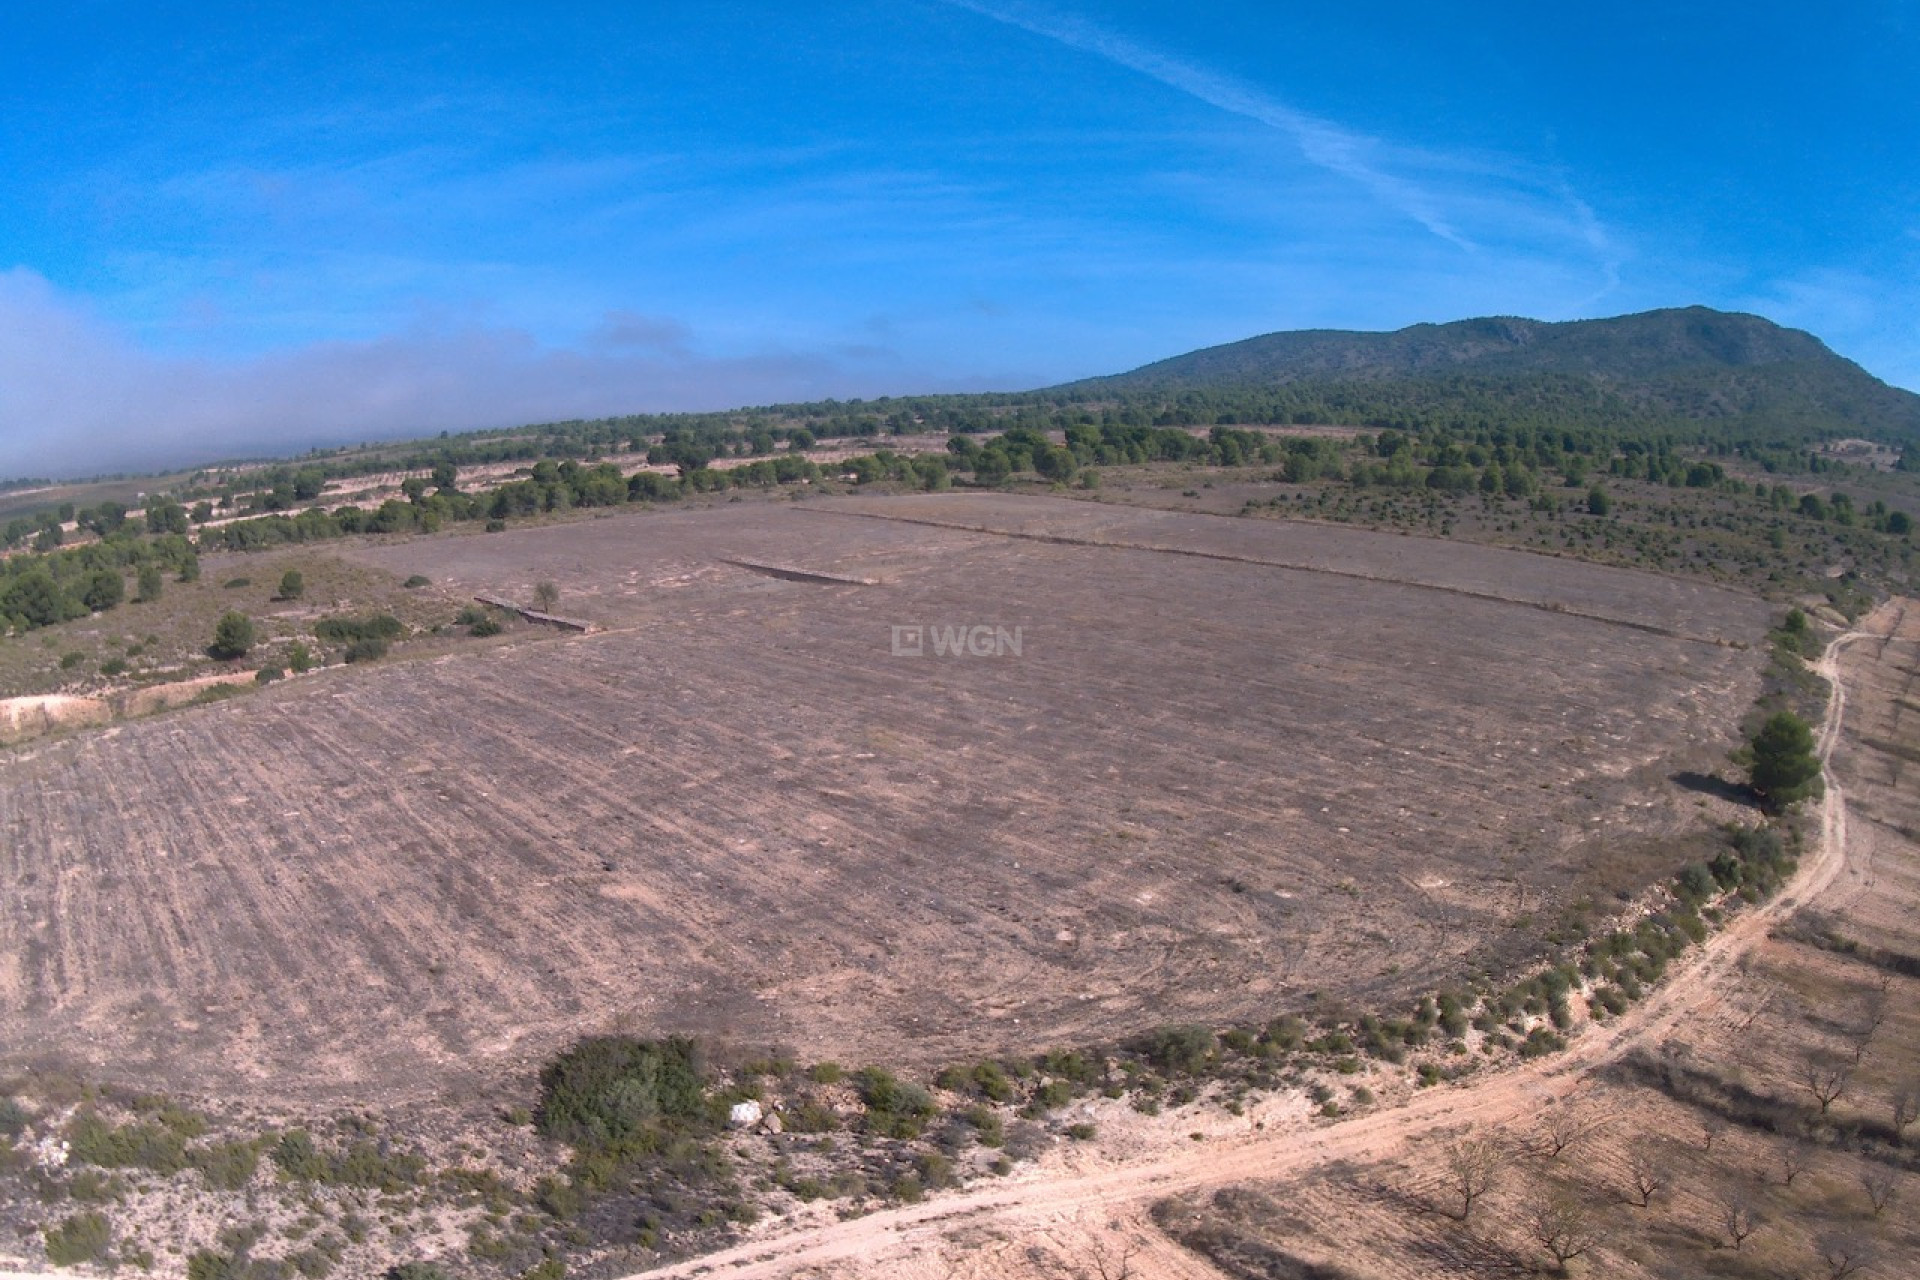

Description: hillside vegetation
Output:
[1057,308,1920,449]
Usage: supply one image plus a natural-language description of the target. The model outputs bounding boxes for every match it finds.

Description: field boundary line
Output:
[797,505,1734,646]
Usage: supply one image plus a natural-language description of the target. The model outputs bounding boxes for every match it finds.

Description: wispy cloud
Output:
[944,0,1473,247]
[944,0,1623,286]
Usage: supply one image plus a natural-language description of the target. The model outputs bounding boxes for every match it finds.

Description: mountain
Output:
[1064,307,1920,443]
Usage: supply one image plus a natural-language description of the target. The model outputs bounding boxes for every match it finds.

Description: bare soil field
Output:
[2,496,1772,1113]
[523,599,1911,1280]
[1135,602,1920,1280]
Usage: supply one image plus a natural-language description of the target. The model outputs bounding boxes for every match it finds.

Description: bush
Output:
[856,1067,937,1138]
[66,1110,191,1172]
[343,637,389,664]
[403,575,432,589]
[257,664,285,684]
[100,657,129,677]
[270,1130,327,1182]
[44,1211,112,1266]
[279,570,305,601]
[191,1139,262,1191]
[313,613,404,646]
[0,1096,29,1137]
[1676,861,1716,903]
[1519,1027,1566,1059]
[209,611,255,660]
[536,1036,710,1149]
[81,569,125,613]
[386,1266,454,1280]
[288,642,315,673]
[1142,1025,1215,1075]
[949,1060,1014,1101]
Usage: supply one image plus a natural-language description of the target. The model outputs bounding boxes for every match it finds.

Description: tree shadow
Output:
[1670,771,1757,807]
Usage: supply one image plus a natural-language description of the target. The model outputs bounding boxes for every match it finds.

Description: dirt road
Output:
[628,602,1906,1280]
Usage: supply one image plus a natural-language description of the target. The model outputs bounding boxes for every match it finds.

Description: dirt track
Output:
[624,600,1910,1280]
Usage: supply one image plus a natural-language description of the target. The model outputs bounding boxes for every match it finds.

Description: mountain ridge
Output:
[1058,306,1920,442]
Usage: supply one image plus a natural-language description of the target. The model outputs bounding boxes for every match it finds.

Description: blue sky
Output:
[2,1,1916,475]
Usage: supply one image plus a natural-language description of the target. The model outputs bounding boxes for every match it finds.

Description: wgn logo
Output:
[890,624,1025,658]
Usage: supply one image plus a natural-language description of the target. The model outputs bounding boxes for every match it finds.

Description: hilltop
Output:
[1064,306,1920,443]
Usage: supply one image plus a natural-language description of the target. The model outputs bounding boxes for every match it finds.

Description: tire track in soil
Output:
[627,601,1904,1280]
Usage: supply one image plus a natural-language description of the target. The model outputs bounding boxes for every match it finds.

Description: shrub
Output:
[288,1248,335,1278]
[270,1130,328,1182]
[960,1104,1004,1146]
[1676,861,1716,902]
[856,1067,937,1138]
[536,1036,709,1149]
[44,1211,112,1266]
[100,657,129,677]
[66,1110,190,1172]
[190,1139,262,1191]
[1142,1025,1215,1075]
[279,570,305,601]
[0,1096,28,1137]
[257,664,285,684]
[343,637,389,664]
[81,570,125,613]
[1039,1048,1100,1084]
[918,1150,957,1189]
[1029,1080,1073,1112]
[314,613,404,646]
[403,575,432,589]
[209,611,255,660]
[59,651,86,670]
[288,642,315,673]
[223,577,251,589]
[1519,1027,1566,1059]
[187,1249,246,1280]
[386,1266,454,1280]
[970,1061,1014,1102]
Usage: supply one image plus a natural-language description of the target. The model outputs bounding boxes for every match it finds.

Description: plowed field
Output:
[0,495,1771,1104]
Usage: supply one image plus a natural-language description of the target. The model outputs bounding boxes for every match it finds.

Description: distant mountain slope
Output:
[1064,307,1920,442]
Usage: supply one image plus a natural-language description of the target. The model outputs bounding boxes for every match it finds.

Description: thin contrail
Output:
[943,0,1479,249]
